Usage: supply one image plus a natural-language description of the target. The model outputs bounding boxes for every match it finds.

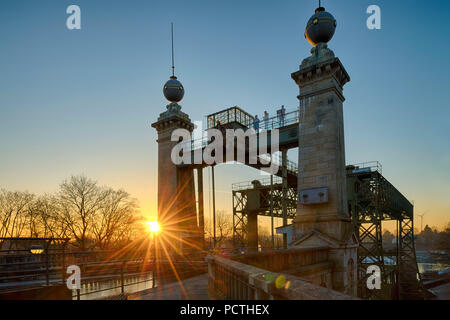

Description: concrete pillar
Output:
[152,102,199,256]
[247,211,258,251]
[290,43,357,295]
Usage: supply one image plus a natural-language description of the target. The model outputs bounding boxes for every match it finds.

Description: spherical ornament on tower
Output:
[304,7,336,47]
[163,76,184,103]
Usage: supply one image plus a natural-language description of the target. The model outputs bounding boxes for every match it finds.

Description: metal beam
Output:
[197,168,205,248]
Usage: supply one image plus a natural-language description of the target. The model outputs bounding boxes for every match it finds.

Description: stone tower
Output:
[290,7,358,296]
[152,24,203,257]
[152,102,199,256]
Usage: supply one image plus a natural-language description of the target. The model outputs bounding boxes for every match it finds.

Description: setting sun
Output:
[146,221,160,234]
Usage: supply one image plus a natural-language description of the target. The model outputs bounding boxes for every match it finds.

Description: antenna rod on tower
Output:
[171,23,175,77]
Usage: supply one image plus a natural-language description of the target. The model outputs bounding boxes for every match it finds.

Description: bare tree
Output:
[109,214,146,248]
[92,189,139,249]
[0,189,34,239]
[31,195,69,238]
[58,175,109,250]
[1,175,144,251]
[205,210,232,247]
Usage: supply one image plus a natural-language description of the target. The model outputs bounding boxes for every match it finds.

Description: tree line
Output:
[383,223,450,251]
[0,175,145,250]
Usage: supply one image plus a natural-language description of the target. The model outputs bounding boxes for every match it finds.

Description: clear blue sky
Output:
[0,0,449,229]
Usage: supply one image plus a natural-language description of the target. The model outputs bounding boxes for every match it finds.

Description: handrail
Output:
[189,107,300,150]
[347,161,382,174]
[173,106,301,174]
[232,176,283,191]
[0,257,206,300]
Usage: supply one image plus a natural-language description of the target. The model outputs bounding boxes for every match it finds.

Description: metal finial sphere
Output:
[304,7,336,47]
[163,76,184,103]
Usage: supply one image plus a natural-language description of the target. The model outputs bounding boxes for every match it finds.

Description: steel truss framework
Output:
[347,164,424,300]
[232,163,425,300]
[232,181,297,248]
[398,217,425,299]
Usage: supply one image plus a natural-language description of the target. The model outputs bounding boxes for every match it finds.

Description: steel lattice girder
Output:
[347,168,423,299]
[256,185,297,218]
[347,171,387,299]
[232,190,248,248]
[398,218,424,300]
[232,184,297,248]
[232,166,423,299]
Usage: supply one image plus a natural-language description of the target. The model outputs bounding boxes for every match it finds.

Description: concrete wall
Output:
[207,254,358,300]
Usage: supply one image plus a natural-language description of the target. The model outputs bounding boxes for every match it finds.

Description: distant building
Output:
[276,224,295,245]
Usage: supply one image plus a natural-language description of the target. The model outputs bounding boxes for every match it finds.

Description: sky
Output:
[0,0,449,231]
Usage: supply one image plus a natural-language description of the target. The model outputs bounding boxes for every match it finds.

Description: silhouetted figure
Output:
[278,105,286,127]
[253,115,260,132]
[263,111,269,130]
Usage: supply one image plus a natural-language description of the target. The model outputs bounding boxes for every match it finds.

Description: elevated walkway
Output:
[178,106,300,184]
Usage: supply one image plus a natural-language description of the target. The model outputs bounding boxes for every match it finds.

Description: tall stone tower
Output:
[290,6,358,295]
[152,102,198,252]
[152,46,200,256]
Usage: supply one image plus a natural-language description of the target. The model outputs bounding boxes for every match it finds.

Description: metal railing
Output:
[71,259,154,300]
[230,155,299,192]
[174,107,301,175]
[0,249,207,300]
[71,259,206,300]
[347,161,382,175]
[232,176,283,191]
[189,107,300,151]
[0,259,205,300]
[206,106,255,129]
[179,141,299,175]
[205,106,300,131]
[265,153,298,174]
[259,109,300,131]
[0,250,118,285]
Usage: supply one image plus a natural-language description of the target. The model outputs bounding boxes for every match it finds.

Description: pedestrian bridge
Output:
[178,105,301,185]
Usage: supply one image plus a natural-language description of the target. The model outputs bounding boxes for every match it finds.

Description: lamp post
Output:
[0,237,71,289]
[29,244,49,285]
[152,233,156,288]
[148,221,160,288]
[29,244,44,255]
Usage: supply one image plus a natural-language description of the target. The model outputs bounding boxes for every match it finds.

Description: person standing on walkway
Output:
[263,111,269,130]
[280,105,286,127]
[253,115,260,132]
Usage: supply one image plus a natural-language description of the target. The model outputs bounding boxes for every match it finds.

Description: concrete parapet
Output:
[206,254,358,300]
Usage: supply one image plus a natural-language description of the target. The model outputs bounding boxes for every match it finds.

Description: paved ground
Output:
[128,273,210,300]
